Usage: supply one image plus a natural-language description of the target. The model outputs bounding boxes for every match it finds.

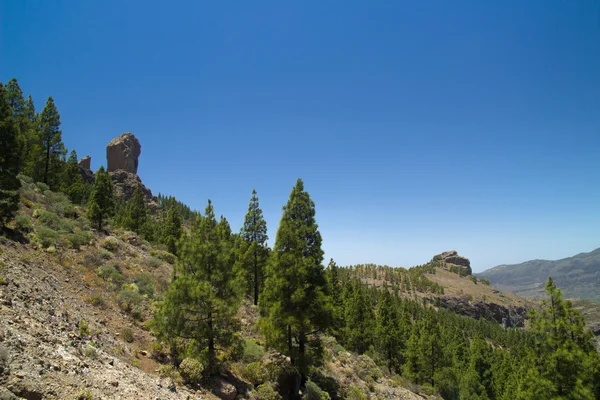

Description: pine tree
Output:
[239,189,269,305]
[38,97,64,186]
[0,84,22,228]
[260,179,331,382]
[516,277,599,399]
[123,185,147,234]
[403,314,444,387]
[152,200,241,373]
[375,290,403,373]
[88,166,115,231]
[161,204,182,255]
[326,259,344,334]
[342,280,375,354]
[61,150,87,204]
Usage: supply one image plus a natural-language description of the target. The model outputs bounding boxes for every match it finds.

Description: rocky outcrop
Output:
[106,133,141,174]
[78,156,91,170]
[436,250,472,275]
[109,170,152,202]
[435,297,528,328]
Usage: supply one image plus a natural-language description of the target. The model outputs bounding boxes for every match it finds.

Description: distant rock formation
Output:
[78,156,91,170]
[106,133,141,174]
[435,250,472,275]
[77,156,95,184]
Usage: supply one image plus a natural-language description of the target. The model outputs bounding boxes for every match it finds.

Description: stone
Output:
[212,377,237,400]
[78,156,91,170]
[106,132,141,174]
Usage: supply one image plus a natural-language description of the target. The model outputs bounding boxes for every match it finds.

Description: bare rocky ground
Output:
[0,240,207,400]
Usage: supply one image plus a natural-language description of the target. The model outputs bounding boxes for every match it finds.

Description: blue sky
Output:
[2,1,599,272]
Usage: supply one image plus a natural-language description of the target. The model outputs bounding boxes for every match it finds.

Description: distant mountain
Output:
[476,248,600,303]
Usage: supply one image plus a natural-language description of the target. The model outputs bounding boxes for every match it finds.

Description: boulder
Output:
[211,377,237,400]
[78,156,91,170]
[106,133,141,174]
[78,166,95,184]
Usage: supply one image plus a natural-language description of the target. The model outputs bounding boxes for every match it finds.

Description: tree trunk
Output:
[44,144,50,184]
[253,248,259,305]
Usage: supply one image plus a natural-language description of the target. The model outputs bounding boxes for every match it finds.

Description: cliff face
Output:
[435,297,529,328]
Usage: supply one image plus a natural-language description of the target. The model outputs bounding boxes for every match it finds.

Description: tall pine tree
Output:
[239,189,269,305]
[0,83,22,228]
[260,179,331,385]
[153,201,241,373]
[38,97,64,186]
[88,166,115,231]
[161,204,182,256]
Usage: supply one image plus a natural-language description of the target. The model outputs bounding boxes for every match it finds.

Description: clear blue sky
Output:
[2,1,599,272]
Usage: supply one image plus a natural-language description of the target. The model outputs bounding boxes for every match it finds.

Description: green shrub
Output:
[101,237,120,251]
[468,275,478,284]
[35,182,49,192]
[134,273,155,297]
[178,358,204,384]
[252,383,282,400]
[84,346,97,358]
[344,386,367,400]
[303,380,331,400]
[243,339,265,363]
[158,364,183,383]
[150,249,177,264]
[66,231,94,249]
[15,215,33,232]
[145,256,162,269]
[121,327,134,343]
[97,264,125,287]
[117,289,144,313]
[36,226,59,248]
[88,293,106,308]
[353,355,381,381]
[36,210,61,230]
[17,173,33,184]
[45,191,75,217]
[75,216,92,232]
[76,390,93,400]
[79,320,90,338]
[83,253,104,269]
[243,362,268,386]
[98,248,112,260]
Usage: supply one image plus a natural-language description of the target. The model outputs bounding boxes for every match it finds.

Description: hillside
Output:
[476,248,600,302]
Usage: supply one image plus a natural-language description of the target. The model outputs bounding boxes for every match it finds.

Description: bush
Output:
[101,237,120,251]
[15,215,33,232]
[150,249,177,264]
[121,327,134,343]
[252,383,282,400]
[66,231,94,249]
[45,191,75,217]
[97,264,125,287]
[36,210,61,230]
[243,339,265,363]
[35,182,49,192]
[468,275,478,284]
[16,173,33,184]
[353,355,381,381]
[83,253,104,269]
[344,386,367,400]
[145,256,162,269]
[243,362,269,386]
[36,226,59,248]
[79,320,90,338]
[88,293,106,308]
[98,248,112,260]
[134,273,155,297]
[84,346,97,359]
[179,358,204,384]
[303,380,331,400]
[117,289,144,313]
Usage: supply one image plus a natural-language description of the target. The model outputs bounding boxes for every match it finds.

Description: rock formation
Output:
[108,170,153,203]
[435,250,472,275]
[78,156,91,170]
[77,156,95,184]
[106,133,141,174]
